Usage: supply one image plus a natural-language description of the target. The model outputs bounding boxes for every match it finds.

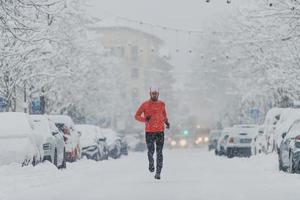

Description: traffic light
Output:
[183,129,189,136]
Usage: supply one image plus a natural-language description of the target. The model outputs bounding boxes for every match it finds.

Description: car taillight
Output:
[295,135,300,140]
[229,137,235,143]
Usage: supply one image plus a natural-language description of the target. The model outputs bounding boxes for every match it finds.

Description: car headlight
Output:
[171,140,177,146]
[43,143,52,150]
[204,137,209,142]
[179,139,187,147]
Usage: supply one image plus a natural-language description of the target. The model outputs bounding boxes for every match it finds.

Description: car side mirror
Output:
[282,132,287,139]
[99,137,107,142]
[78,131,82,137]
[52,131,59,136]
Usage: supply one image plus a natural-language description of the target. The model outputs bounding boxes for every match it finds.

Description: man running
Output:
[135,87,170,180]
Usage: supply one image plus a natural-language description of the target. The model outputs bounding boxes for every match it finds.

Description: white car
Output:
[208,130,222,151]
[100,128,122,159]
[75,124,108,161]
[30,115,66,169]
[48,115,81,162]
[225,124,258,158]
[252,126,267,155]
[215,127,231,156]
[273,108,300,152]
[0,112,41,166]
[263,107,285,153]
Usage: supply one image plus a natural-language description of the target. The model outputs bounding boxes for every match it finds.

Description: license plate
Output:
[240,138,252,143]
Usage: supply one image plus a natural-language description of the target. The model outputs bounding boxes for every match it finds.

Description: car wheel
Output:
[226,149,233,158]
[54,149,58,167]
[288,152,295,174]
[95,151,101,161]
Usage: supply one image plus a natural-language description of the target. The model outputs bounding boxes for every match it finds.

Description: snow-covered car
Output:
[168,134,190,149]
[215,128,231,156]
[225,124,258,158]
[101,128,122,159]
[96,127,109,159]
[273,108,300,153]
[120,137,128,155]
[48,115,81,162]
[76,124,108,161]
[252,126,267,155]
[0,112,41,166]
[278,120,300,173]
[263,107,285,153]
[278,119,300,173]
[30,115,66,169]
[125,134,146,152]
[208,130,222,151]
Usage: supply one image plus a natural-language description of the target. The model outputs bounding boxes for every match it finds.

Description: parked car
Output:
[120,137,128,155]
[76,124,108,161]
[208,130,222,151]
[0,112,41,166]
[273,108,300,153]
[101,128,122,159]
[125,133,146,152]
[48,115,81,162]
[225,124,257,158]
[252,126,267,155]
[263,107,285,153]
[96,127,109,159]
[30,115,66,169]
[278,119,300,173]
[215,128,231,156]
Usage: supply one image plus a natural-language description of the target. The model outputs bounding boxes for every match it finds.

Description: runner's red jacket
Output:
[135,100,168,133]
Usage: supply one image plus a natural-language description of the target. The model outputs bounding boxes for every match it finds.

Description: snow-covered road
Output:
[1,149,300,200]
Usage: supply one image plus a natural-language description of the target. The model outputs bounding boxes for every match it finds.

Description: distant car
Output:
[168,134,189,149]
[48,115,81,162]
[225,125,257,158]
[75,124,107,161]
[278,120,300,173]
[30,115,66,169]
[208,130,222,151]
[252,126,267,155]
[0,112,41,166]
[215,128,231,156]
[101,128,122,159]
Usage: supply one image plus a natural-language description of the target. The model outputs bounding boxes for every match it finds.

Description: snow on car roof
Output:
[100,128,120,145]
[75,124,98,140]
[0,112,32,138]
[276,108,300,132]
[287,120,300,138]
[29,115,51,136]
[48,115,74,128]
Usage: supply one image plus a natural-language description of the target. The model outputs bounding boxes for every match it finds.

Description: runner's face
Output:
[150,91,159,101]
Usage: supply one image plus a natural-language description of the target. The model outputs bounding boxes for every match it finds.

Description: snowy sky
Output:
[87,0,241,30]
